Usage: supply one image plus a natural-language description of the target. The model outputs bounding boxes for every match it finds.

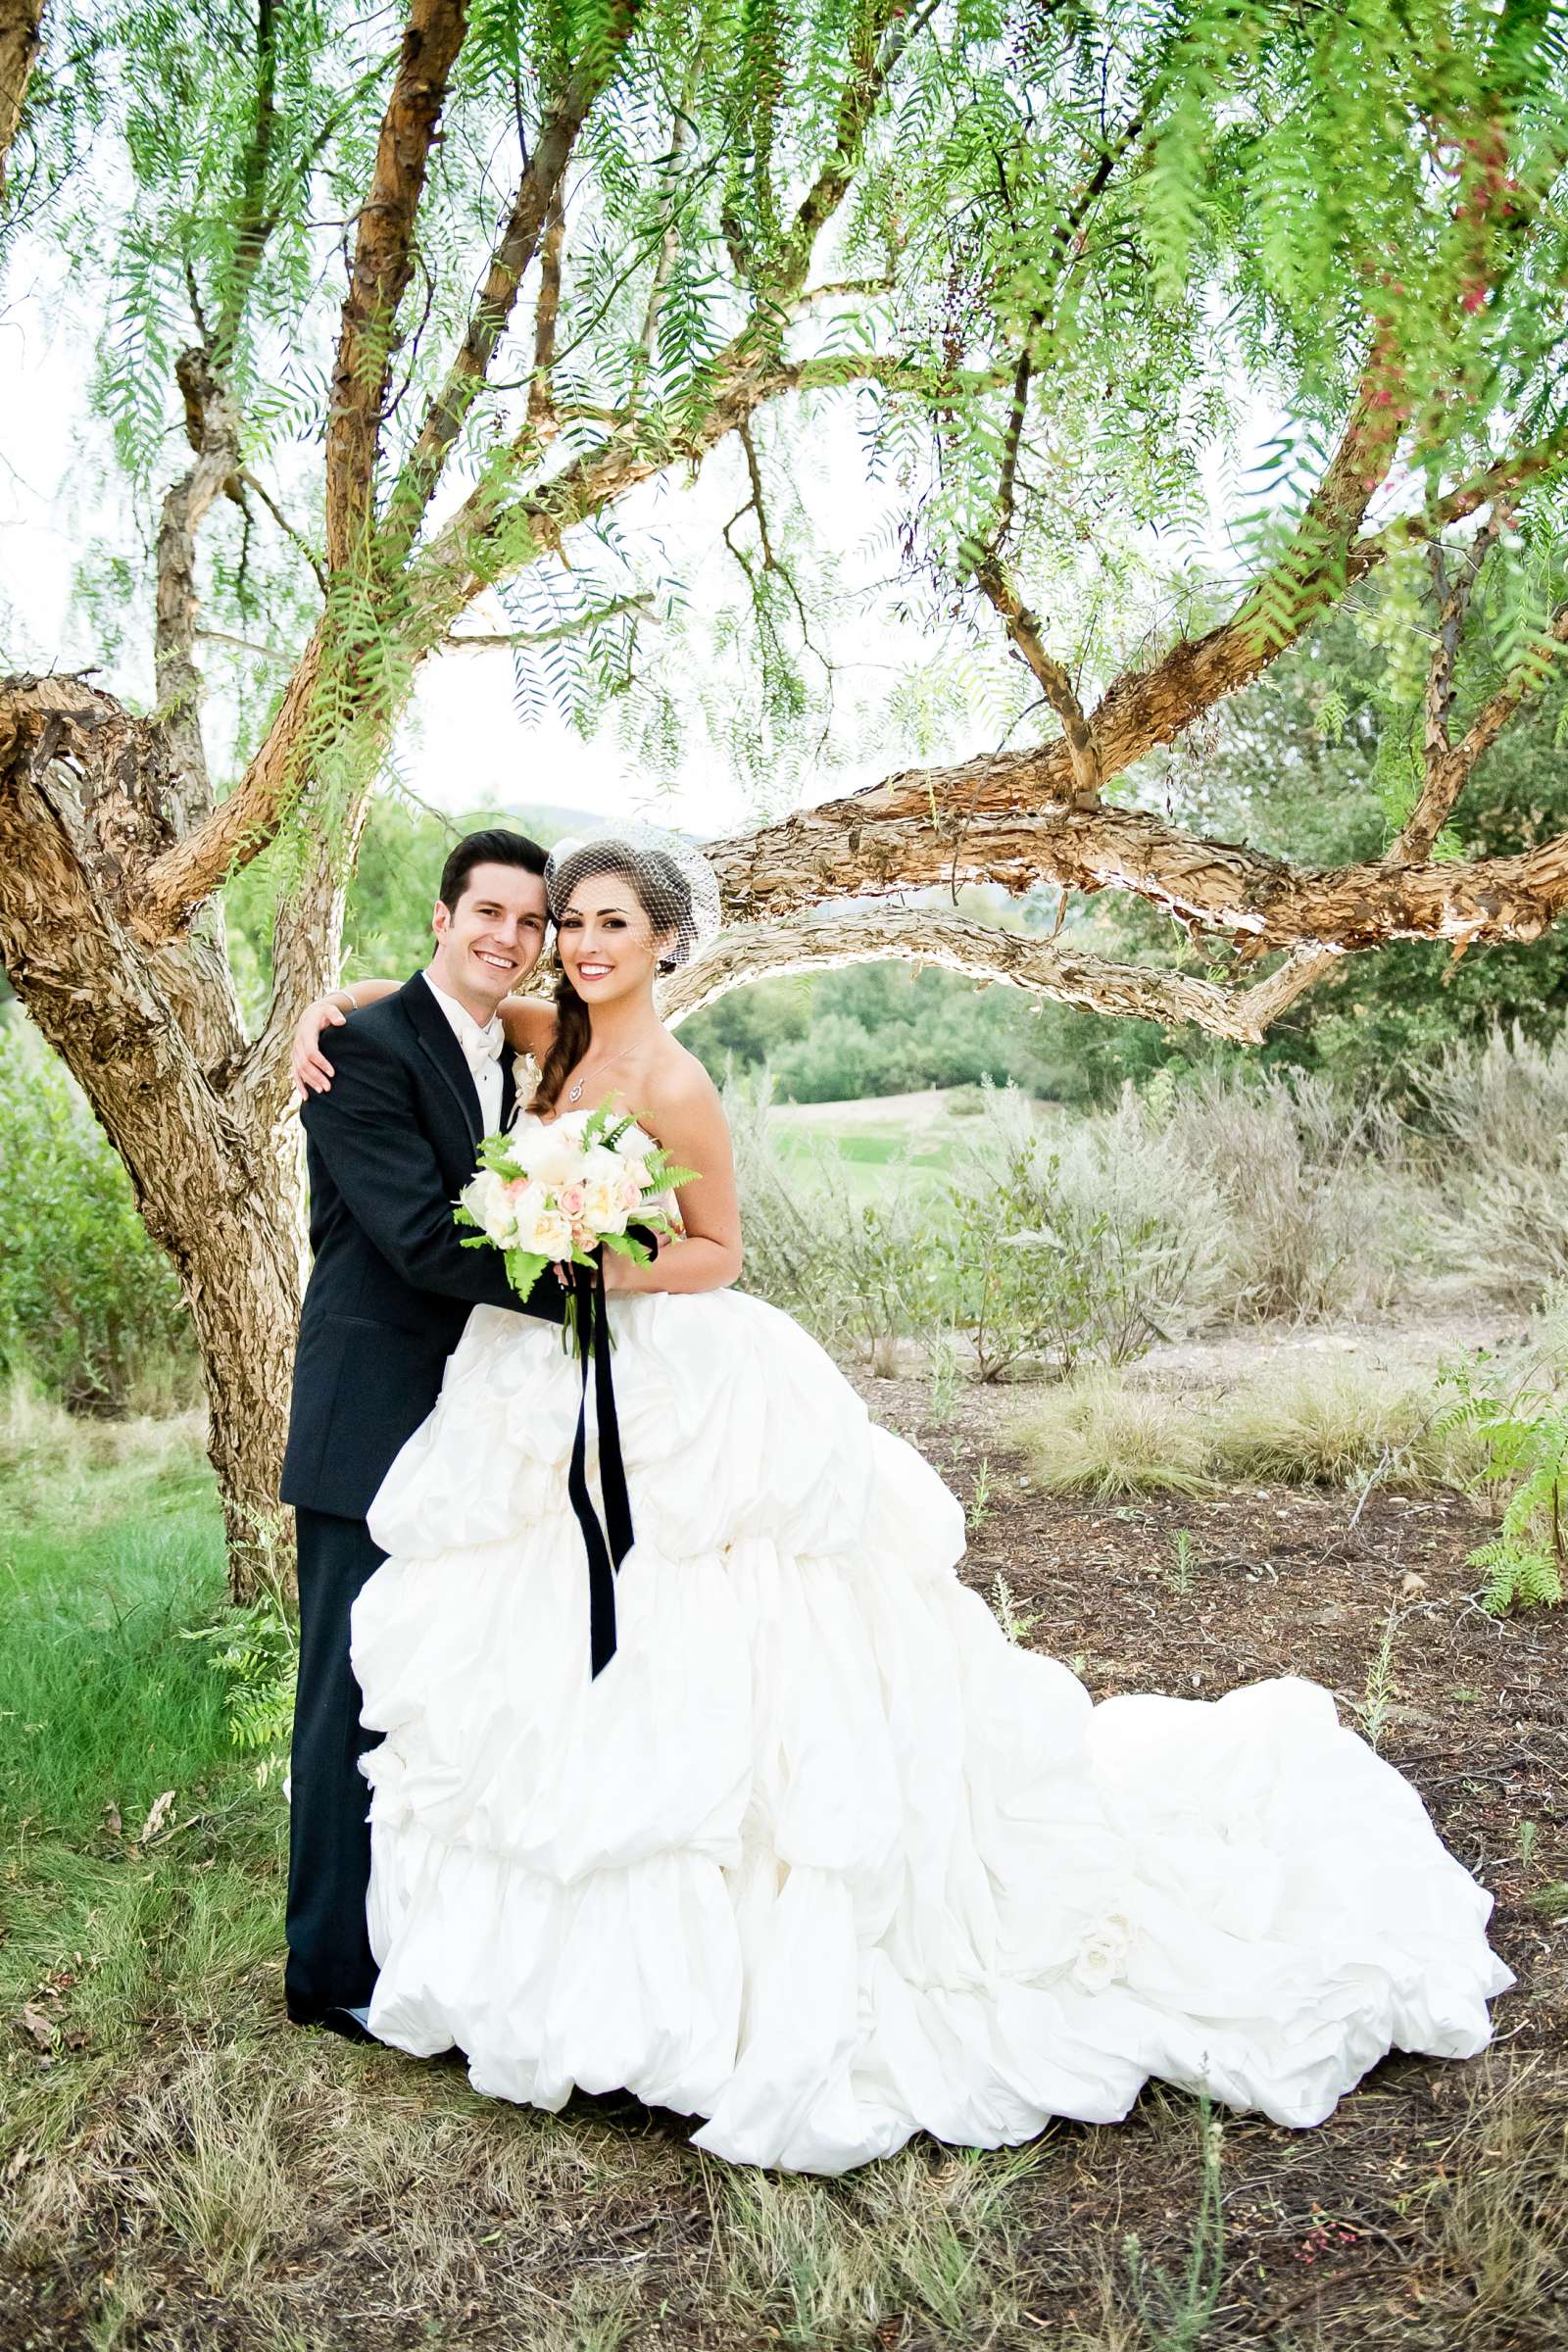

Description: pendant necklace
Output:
[564,1044,634,1107]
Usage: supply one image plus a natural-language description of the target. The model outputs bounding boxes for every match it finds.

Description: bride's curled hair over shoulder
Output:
[532,833,716,1111]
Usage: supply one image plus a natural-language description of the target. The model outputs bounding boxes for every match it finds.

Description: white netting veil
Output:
[544,825,721,972]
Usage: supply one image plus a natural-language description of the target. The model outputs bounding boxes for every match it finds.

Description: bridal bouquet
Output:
[455,1102,693,1353]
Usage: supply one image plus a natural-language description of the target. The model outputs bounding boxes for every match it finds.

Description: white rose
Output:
[514,1194,573,1259]
[583,1178,629,1236]
[612,1120,654,1158]
[461,1168,514,1245]
[582,1142,623,1186]
[509,1121,581,1188]
[493,1178,545,1250]
[1069,1913,1132,1994]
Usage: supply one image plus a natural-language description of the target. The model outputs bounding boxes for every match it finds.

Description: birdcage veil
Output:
[544,825,721,973]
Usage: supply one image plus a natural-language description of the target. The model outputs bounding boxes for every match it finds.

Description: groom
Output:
[279,826,564,2037]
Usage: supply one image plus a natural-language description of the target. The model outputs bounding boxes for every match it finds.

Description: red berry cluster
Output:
[1294,2208,1363,2265]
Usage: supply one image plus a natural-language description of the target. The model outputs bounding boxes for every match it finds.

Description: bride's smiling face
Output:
[557,870,673,1006]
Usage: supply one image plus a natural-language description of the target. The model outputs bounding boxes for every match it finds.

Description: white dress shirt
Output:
[423,969,505,1133]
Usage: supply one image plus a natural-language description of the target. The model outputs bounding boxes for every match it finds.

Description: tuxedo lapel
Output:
[400,970,483,1153]
[500,1054,517,1132]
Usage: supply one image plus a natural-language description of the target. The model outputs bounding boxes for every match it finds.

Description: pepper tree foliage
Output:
[4,0,1568,1006]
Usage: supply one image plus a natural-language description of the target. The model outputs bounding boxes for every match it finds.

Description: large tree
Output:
[1,0,1566,1594]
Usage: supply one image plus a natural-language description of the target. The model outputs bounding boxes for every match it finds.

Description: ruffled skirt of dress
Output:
[354,1292,1512,2176]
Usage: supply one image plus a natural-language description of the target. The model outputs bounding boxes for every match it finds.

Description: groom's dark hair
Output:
[437,827,549,911]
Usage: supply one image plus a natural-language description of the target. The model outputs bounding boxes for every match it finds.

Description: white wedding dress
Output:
[353,1143,1511,2175]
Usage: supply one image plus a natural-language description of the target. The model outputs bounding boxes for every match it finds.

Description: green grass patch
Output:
[0,1424,240,1845]
[769,1115,959,1200]
[0,1418,288,2203]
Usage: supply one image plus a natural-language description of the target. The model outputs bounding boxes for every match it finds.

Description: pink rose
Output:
[558,1182,588,1220]
[618,1172,643,1210]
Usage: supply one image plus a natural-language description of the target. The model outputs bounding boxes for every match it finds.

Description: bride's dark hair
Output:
[532,841,695,1112]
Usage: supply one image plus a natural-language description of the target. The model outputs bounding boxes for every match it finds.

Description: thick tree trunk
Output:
[0,674,305,1602]
[15,1004,305,1601]
[179,1140,305,1602]
[26,993,305,1602]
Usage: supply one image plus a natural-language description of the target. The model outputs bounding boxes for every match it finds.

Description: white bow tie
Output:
[461,1022,505,1077]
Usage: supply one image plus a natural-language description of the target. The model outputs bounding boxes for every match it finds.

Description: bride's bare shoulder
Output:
[637,1034,722,1121]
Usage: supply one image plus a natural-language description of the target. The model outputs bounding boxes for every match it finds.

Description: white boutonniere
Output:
[509,1051,542,1127]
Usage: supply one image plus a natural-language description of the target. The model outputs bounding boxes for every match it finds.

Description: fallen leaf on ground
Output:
[138,1790,176,1844]
[18,2004,55,2050]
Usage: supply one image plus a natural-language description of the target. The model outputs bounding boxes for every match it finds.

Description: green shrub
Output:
[1439,1293,1568,1612]
[944,1086,1208,1380]
[0,1016,193,1409]
[944,1152,1135,1382]
[733,1079,1207,1382]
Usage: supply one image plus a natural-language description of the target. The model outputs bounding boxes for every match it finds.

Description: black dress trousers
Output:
[284,1506,386,2021]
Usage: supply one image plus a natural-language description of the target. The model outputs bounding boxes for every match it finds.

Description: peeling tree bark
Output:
[0,0,43,197]
[660,908,1284,1043]
[704,779,1568,951]
[0,678,303,1598]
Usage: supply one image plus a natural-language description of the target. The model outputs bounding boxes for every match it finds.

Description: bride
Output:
[294,831,1510,2176]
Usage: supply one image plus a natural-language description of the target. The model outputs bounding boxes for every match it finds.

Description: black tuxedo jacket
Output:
[280,970,563,1521]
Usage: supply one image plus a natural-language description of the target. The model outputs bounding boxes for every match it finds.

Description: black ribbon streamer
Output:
[564,1252,636,1678]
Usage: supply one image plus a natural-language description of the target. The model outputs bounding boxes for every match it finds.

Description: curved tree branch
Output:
[973,554,1102,804]
[659,906,1274,1041]
[1402,593,1568,862]
[213,0,280,361]
[706,792,1568,954]
[525,186,566,443]
[154,346,244,835]
[772,0,921,299]
[324,0,471,567]
[134,405,1568,947]
[383,0,644,548]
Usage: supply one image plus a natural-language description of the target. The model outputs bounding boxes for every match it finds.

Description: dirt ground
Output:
[858,1359,1568,2351]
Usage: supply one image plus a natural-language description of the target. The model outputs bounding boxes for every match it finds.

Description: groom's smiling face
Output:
[430,861,550,1016]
